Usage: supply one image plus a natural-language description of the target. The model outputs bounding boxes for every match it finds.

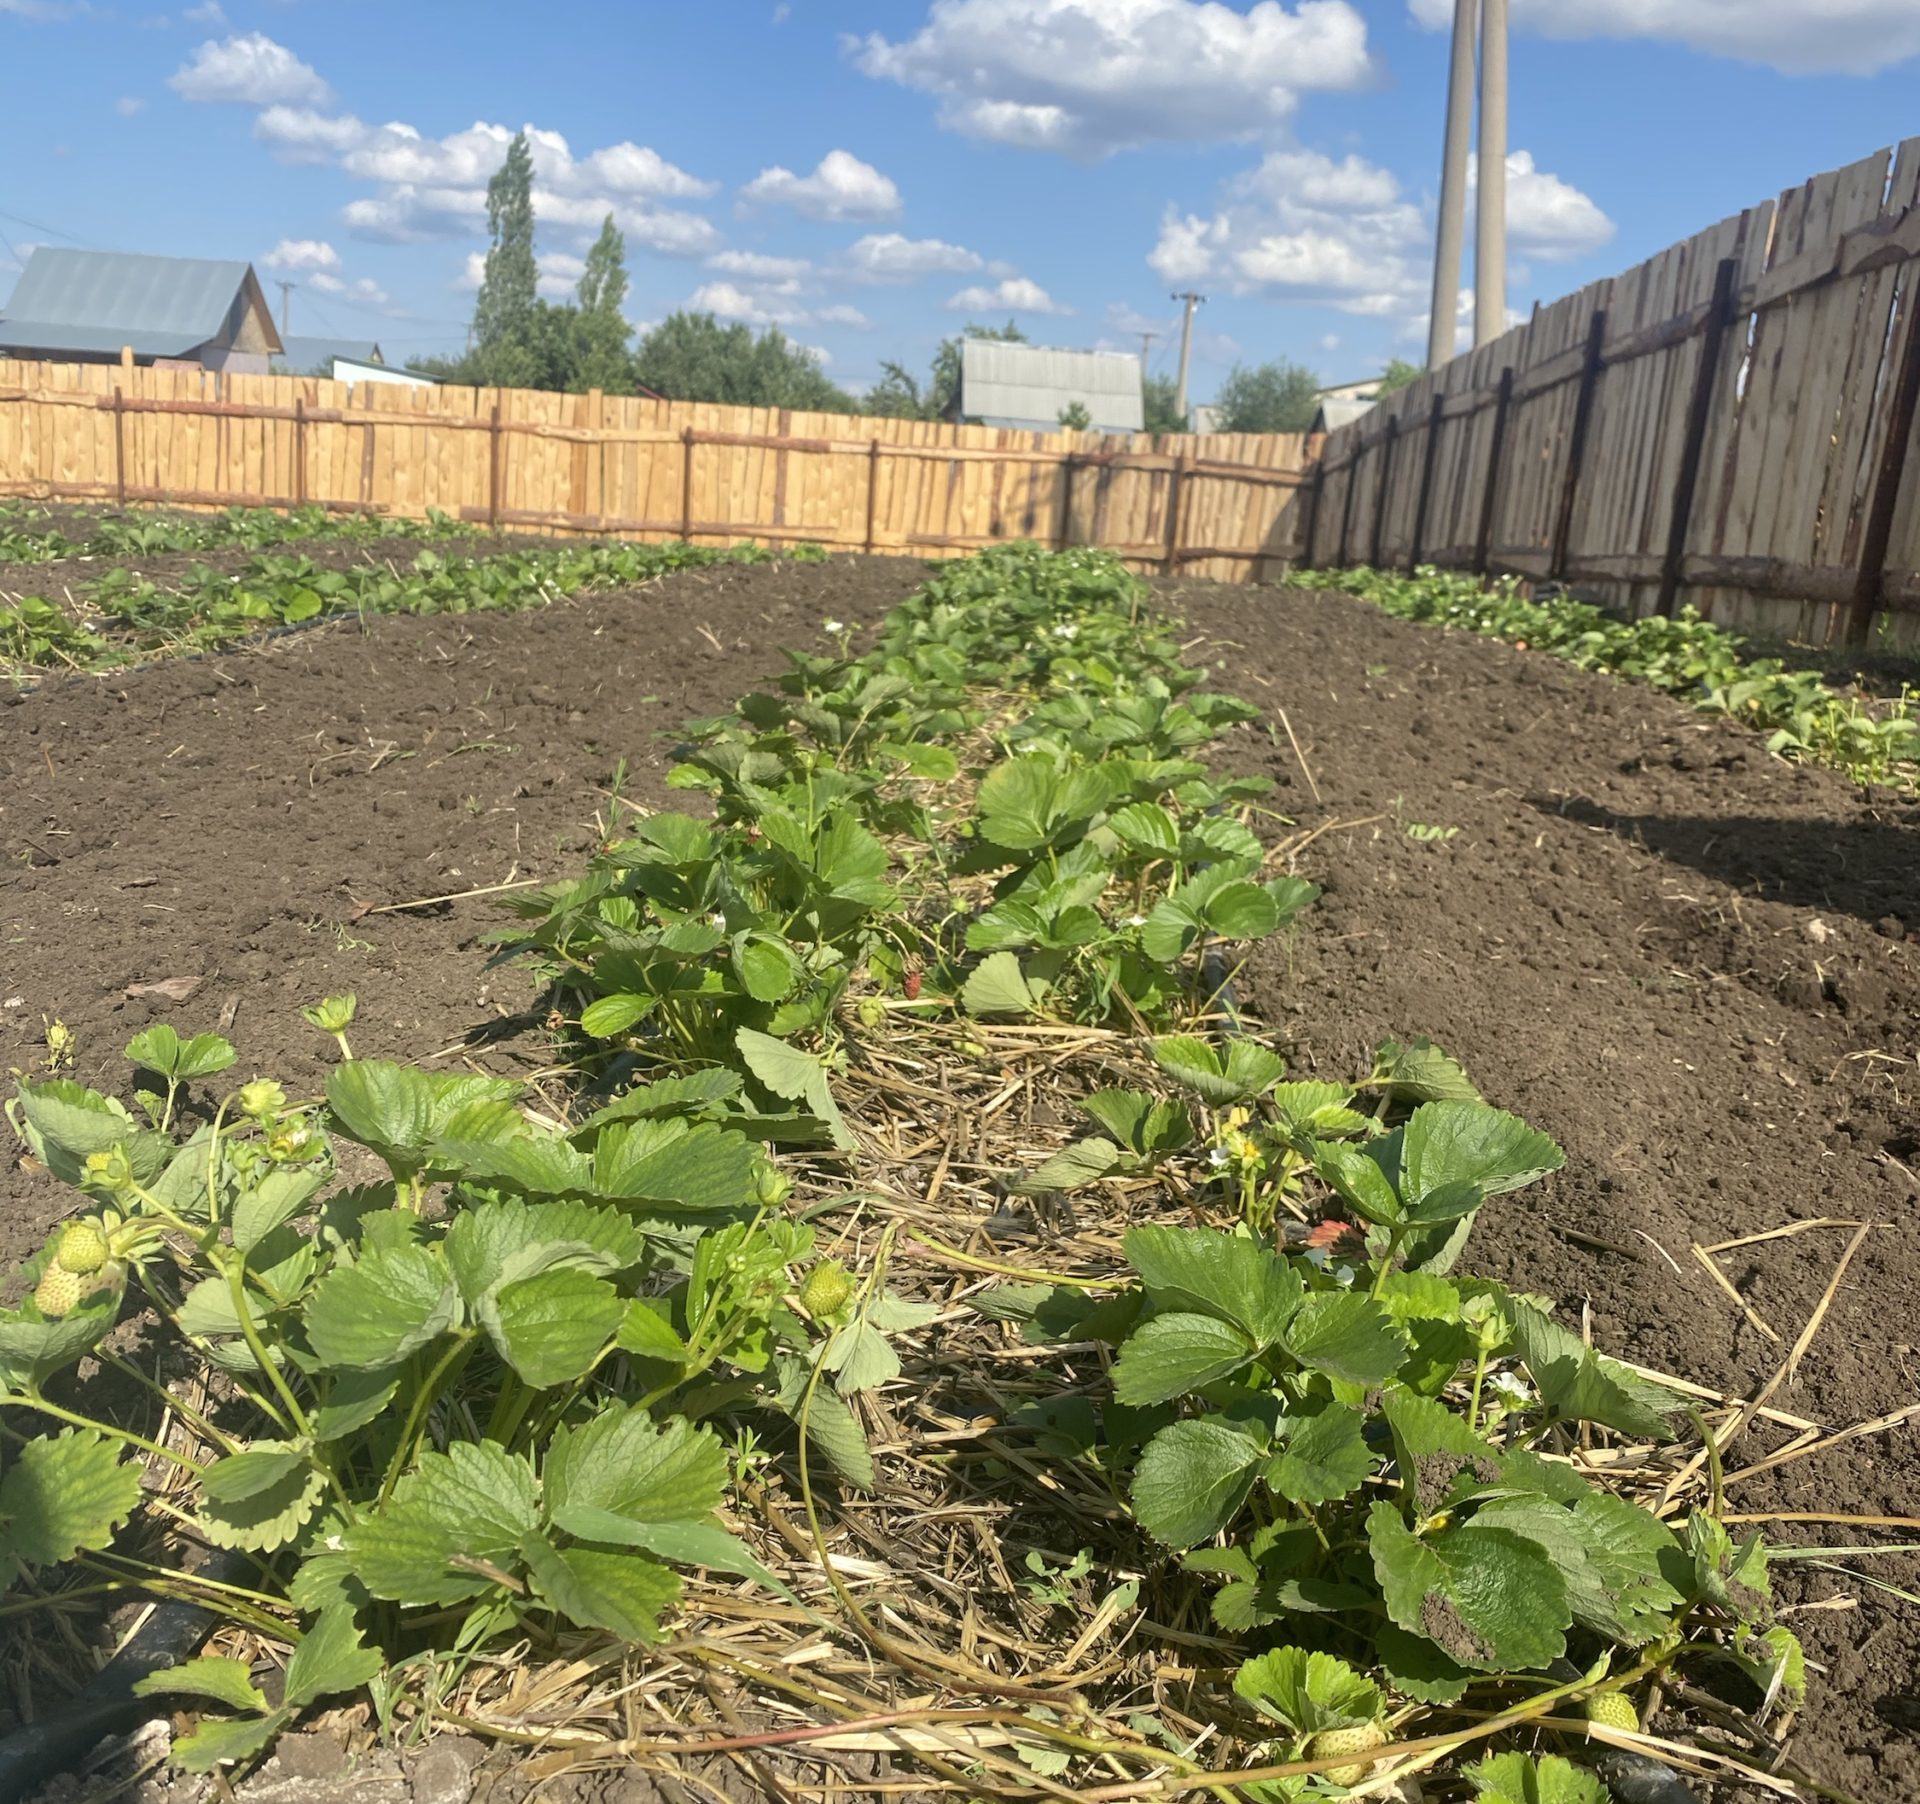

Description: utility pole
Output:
[1170,291,1205,426]
[1475,0,1508,346]
[1137,329,1159,370]
[275,279,295,337]
[1427,0,1477,368]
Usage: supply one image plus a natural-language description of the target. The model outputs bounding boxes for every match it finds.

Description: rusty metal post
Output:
[1656,258,1739,619]
[487,401,503,530]
[112,387,128,508]
[1369,412,1399,568]
[1408,391,1445,571]
[1163,454,1189,574]
[1549,307,1608,583]
[1844,274,1920,644]
[293,393,308,508]
[863,438,880,554]
[1475,366,1515,577]
[679,425,695,543]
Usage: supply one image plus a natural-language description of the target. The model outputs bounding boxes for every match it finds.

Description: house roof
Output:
[0,247,283,358]
[273,335,384,374]
[961,341,1145,433]
[1311,395,1376,432]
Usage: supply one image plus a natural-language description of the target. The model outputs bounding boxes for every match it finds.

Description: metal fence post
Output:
[679,425,695,543]
[863,438,880,555]
[1475,366,1515,577]
[1408,391,1445,571]
[1549,307,1608,583]
[111,386,127,508]
[1844,273,1920,644]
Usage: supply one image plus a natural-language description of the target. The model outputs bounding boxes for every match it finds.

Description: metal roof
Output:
[961,341,1144,432]
[274,335,384,374]
[0,247,281,357]
[1311,395,1376,433]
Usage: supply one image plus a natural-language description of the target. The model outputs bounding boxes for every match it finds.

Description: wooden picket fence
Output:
[1301,140,1920,646]
[0,357,1311,585]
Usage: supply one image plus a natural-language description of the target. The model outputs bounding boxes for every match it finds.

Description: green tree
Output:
[1374,358,1423,396]
[569,215,635,394]
[862,321,1029,422]
[631,312,859,411]
[1214,358,1322,434]
[472,132,539,388]
[1142,372,1186,435]
[1057,399,1092,430]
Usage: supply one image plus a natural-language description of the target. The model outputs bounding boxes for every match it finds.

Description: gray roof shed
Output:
[961,341,1144,433]
[274,335,384,375]
[0,248,283,360]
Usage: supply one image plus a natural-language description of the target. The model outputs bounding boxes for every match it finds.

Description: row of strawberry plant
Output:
[1295,563,1919,793]
[1,536,815,678]
[510,543,1799,1796]
[0,499,464,567]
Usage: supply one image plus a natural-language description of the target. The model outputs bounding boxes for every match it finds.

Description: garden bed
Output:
[1,555,1915,1804]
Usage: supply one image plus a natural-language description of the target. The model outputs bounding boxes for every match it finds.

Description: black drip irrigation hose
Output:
[0,1549,249,1803]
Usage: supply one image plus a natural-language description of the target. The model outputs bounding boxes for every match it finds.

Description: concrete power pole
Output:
[1427,0,1478,369]
[1170,291,1205,425]
[1137,330,1159,370]
[1475,0,1509,347]
[275,280,295,337]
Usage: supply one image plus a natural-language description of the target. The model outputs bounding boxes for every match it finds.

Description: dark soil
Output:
[1193,580,1919,1804]
[0,554,920,1240]
[3,560,1916,1802]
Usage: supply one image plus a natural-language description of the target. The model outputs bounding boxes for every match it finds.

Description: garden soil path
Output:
[4,563,1917,1803]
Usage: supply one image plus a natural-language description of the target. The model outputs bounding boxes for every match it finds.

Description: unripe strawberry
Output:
[799,1260,854,1318]
[34,1265,84,1319]
[1308,1722,1387,1785]
[56,1221,109,1275]
[1584,1692,1640,1733]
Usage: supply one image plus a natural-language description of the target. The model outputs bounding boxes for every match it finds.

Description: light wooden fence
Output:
[1301,140,1920,646]
[0,358,1311,585]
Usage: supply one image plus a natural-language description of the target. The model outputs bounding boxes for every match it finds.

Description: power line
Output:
[0,206,91,246]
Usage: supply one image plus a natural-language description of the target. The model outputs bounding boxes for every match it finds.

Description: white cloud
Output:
[1407,0,1920,76]
[262,237,339,273]
[852,0,1376,158]
[114,95,144,117]
[1148,144,1610,327]
[947,276,1072,315]
[1105,300,1173,338]
[309,271,392,308]
[1473,149,1614,261]
[0,1,93,19]
[706,249,813,282]
[814,303,872,328]
[740,149,901,221]
[843,231,984,280]
[536,251,586,299]
[170,33,333,106]
[689,279,809,327]
[1319,332,1342,351]
[183,0,226,21]
[253,108,719,251]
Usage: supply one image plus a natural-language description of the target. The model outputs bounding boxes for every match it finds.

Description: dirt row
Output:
[3,557,1916,1802]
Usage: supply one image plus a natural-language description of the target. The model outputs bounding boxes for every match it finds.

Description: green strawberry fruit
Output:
[34,1265,84,1319]
[1308,1721,1387,1785]
[1584,1691,1641,1733]
[799,1260,854,1318]
[56,1221,109,1275]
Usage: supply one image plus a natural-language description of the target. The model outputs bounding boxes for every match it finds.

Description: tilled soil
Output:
[3,561,1917,1803]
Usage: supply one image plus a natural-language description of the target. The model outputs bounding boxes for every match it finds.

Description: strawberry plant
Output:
[1299,564,1918,793]
[0,1024,939,1768]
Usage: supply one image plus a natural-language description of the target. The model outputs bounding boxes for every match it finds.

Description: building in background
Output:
[273,336,385,376]
[960,342,1144,432]
[0,248,282,372]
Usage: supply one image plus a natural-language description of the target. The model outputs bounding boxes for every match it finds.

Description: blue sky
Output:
[4,0,1919,399]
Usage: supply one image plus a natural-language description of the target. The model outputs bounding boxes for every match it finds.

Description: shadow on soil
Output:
[1534,796,1919,930]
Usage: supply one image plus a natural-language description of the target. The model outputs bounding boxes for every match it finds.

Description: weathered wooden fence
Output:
[1301,140,1920,645]
[0,358,1311,584]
